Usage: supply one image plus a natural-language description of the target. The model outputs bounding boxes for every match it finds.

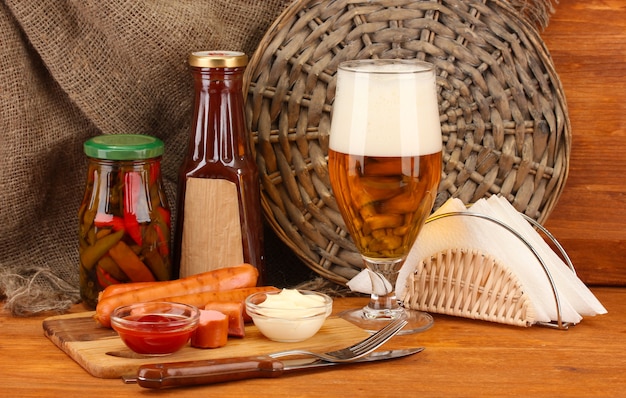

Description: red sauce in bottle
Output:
[173,51,265,283]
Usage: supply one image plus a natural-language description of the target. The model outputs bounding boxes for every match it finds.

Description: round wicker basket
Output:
[244,0,571,285]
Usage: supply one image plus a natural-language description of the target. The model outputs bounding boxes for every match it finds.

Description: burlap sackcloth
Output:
[0,0,555,316]
[0,0,294,316]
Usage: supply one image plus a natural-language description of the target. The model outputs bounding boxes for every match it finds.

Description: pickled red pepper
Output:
[79,135,172,309]
[123,171,146,246]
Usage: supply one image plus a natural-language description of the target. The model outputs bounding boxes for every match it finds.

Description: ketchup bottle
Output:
[174,51,265,283]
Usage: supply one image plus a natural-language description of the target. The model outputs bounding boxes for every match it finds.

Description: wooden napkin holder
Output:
[401,212,575,330]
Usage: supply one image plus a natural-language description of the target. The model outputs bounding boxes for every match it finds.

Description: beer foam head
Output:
[330,59,443,157]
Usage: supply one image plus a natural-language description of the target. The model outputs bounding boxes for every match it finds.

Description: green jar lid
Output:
[84,134,164,160]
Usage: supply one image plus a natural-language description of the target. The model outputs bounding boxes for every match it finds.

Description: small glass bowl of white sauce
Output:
[245,289,333,342]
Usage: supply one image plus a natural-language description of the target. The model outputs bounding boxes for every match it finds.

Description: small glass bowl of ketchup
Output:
[111,302,200,355]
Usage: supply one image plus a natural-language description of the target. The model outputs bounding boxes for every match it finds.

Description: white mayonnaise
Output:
[257,288,326,318]
[248,289,332,342]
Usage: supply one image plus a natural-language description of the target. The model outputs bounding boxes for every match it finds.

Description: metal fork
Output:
[268,317,408,363]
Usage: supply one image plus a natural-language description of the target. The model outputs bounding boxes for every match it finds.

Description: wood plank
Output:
[42,312,368,379]
[546,189,626,237]
[541,0,626,285]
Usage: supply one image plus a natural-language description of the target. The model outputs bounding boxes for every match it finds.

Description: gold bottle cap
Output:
[189,51,248,68]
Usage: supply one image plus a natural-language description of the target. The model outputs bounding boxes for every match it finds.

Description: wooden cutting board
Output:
[43,311,369,379]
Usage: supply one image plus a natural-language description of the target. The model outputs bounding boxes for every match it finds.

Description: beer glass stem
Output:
[362,257,405,319]
[338,255,433,334]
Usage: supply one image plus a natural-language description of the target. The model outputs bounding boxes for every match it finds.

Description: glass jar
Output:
[78,134,172,309]
[173,50,265,283]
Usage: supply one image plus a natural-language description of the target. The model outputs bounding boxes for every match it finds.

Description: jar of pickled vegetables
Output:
[78,134,172,309]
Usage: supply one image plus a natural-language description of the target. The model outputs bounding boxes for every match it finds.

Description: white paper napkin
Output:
[347,196,607,325]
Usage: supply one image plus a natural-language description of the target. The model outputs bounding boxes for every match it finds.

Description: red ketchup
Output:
[116,314,196,355]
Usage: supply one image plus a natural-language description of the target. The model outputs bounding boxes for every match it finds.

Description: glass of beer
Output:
[328,59,442,334]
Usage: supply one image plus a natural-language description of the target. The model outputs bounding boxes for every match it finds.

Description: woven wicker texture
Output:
[403,248,535,326]
[245,0,571,285]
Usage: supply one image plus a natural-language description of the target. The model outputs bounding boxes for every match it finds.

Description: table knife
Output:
[123,348,424,389]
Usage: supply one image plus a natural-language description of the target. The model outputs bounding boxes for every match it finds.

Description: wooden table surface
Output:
[2,1,625,397]
[1,290,624,398]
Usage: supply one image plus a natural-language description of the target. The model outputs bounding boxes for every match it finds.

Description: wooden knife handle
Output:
[135,356,284,389]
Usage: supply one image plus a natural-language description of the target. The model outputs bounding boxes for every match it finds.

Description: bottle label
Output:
[179,177,244,277]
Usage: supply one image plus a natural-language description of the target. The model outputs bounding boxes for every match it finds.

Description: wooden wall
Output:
[542,1,626,285]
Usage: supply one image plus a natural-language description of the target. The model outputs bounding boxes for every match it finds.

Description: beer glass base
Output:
[338,307,434,335]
